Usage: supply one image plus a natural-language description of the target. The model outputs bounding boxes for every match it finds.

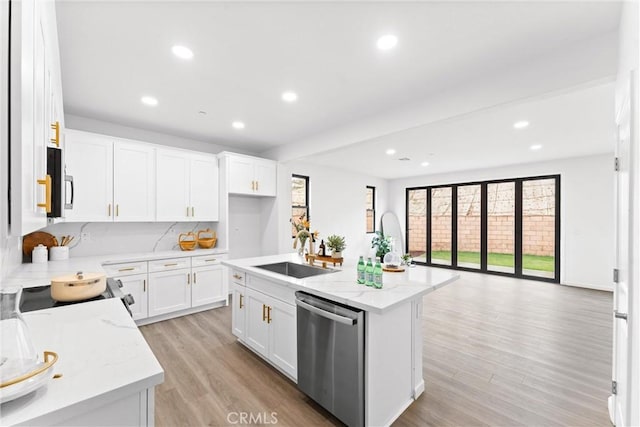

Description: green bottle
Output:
[373,257,383,289]
[365,257,374,287]
[357,256,365,284]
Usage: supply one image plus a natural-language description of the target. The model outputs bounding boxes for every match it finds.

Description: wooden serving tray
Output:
[383,266,406,273]
[305,254,343,266]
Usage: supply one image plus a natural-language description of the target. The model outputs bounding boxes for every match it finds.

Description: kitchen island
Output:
[223,253,458,426]
[0,298,164,426]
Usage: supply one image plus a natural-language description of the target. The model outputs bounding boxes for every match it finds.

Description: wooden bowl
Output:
[197,238,217,249]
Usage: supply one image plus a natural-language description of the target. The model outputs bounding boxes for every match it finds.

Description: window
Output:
[291,175,309,237]
[366,186,376,233]
[406,175,560,283]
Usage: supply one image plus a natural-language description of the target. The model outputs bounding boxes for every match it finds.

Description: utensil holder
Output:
[49,246,69,261]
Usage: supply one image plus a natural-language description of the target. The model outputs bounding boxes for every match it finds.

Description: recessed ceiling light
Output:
[385,149,396,155]
[399,157,411,161]
[281,91,298,103]
[421,161,430,167]
[172,45,193,60]
[530,144,543,151]
[232,121,245,130]
[377,34,398,51]
[198,111,207,115]
[141,96,158,106]
[513,120,529,129]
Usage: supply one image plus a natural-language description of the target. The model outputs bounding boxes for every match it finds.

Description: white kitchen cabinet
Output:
[156,149,219,221]
[10,0,61,235]
[192,265,225,307]
[113,141,155,221]
[231,283,246,340]
[223,153,277,197]
[148,269,191,317]
[64,131,113,222]
[234,277,297,379]
[244,287,270,358]
[114,273,148,321]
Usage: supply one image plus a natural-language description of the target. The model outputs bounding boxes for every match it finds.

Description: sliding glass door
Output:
[406,175,560,283]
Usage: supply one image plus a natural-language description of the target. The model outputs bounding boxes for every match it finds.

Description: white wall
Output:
[388,154,614,290]
[227,195,265,259]
[272,161,388,261]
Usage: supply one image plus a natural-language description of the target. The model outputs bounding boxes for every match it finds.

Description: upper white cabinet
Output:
[222,153,277,197]
[64,130,156,222]
[10,0,64,235]
[156,149,219,222]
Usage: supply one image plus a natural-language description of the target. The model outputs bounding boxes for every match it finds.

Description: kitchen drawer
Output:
[230,269,245,285]
[191,253,228,267]
[103,261,148,277]
[149,257,191,272]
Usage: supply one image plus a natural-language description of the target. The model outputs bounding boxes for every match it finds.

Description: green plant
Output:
[371,231,391,259]
[326,235,346,253]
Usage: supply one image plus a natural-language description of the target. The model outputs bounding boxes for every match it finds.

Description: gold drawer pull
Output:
[267,306,272,324]
[36,175,52,213]
[164,263,178,267]
[239,294,244,309]
[204,258,217,262]
[233,274,242,280]
[118,267,135,272]
[262,304,266,321]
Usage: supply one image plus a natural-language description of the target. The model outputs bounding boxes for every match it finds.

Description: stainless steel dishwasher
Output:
[295,291,365,427]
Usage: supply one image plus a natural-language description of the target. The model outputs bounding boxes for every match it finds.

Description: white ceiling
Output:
[56,1,621,155]
[303,81,616,179]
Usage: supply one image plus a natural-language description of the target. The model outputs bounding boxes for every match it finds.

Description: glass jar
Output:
[0,287,37,383]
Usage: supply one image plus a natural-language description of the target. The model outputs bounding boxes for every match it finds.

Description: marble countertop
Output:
[1,248,228,289]
[0,298,164,426]
[223,253,459,314]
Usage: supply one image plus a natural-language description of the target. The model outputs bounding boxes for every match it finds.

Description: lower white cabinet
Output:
[115,273,148,321]
[148,269,191,317]
[192,265,225,307]
[233,275,297,379]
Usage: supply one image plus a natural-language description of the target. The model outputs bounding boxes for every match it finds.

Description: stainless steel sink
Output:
[254,262,336,279]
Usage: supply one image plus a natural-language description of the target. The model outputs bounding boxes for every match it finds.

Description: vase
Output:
[0,287,37,383]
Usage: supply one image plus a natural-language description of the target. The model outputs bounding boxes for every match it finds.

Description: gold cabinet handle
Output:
[186,206,190,217]
[108,203,111,216]
[143,279,146,292]
[233,274,242,280]
[194,272,197,284]
[116,204,119,217]
[118,267,135,272]
[36,175,52,213]
[256,180,259,192]
[262,304,266,321]
[191,206,195,217]
[204,258,217,262]
[239,294,244,309]
[267,306,272,324]
[164,263,178,267]
[50,121,60,147]
[187,273,191,285]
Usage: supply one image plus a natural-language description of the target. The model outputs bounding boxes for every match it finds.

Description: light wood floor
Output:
[140,271,613,427]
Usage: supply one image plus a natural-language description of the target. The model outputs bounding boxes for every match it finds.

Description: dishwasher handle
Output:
[296,298,356,325]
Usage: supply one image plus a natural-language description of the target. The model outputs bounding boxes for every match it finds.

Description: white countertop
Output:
[223,253,459,314]
[0,298,164,426]
[0,248,228,289]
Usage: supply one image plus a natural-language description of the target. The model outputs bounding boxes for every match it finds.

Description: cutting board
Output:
[23,232,57,256]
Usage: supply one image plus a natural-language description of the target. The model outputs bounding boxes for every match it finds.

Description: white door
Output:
[113,141,155,221]
[64,131,113,222]
[191,265,225,307]
[228,156,255,195]
[244,288,269,358]
[231,284,246,340]
[611,71,634,427]
[115,273,148,321]
[254,160,277,197]
[267,296,297,379]
[148,269,191,317]
[156,149,190,221]
[190,154,219,221]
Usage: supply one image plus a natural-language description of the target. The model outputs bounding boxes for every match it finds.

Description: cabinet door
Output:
[114,273,148,321]
[64,132,113,222]
[244,288,269,358]
[190,154,219,221]
[156,149,190,221]
[267,296,297,379]
[231,283,246,340]
[254,160,277,197]
[192,265,226,307]
[148,269,191,317]
[113,141,155,221]
[228,156,255,195]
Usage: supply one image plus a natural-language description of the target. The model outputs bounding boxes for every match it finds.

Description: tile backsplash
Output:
[41,222,220,258]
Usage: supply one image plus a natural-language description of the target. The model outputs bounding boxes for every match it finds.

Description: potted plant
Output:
[371,231,391,259]
[326,235,346,258]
